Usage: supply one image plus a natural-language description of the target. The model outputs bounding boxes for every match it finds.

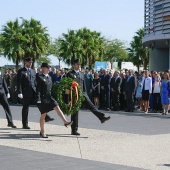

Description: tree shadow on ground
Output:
[48,134,88,139]
[108,110,170,120]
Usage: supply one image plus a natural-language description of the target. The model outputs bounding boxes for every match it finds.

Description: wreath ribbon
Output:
[69,81,79,111]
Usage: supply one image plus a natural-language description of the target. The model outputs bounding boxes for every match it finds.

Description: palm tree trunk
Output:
[143,60,147,70]
[16,59,19,70]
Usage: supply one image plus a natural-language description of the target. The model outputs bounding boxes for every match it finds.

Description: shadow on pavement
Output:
[0,133,52,141]
[108,110,170,120]
[0,128,39,131]
[48,134,88,139]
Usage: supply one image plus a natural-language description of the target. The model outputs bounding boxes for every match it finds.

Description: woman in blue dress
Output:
[161,72,170,115]
[135,76,143,110]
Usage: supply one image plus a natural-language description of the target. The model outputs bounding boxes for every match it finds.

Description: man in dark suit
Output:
[99,69,104,109]
[67,58,110,135]
[0,69,16,128]
[119,72,126,110]
[17,57,54,129]
[100,69,111,110]
[123,69,136,112]
[110,71,122,111]
[58,68,66,81]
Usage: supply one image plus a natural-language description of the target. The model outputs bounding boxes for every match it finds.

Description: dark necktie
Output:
[28,68,31,75]
[143,78,146,90]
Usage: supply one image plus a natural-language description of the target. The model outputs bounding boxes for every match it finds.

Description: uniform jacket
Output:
[0,70,9,95]
[4,73,11,87]
[17,67,36,97]
[36,73,54,104]
[67,70,86,93]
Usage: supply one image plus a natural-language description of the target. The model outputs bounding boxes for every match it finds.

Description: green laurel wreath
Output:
[52,77,84,115]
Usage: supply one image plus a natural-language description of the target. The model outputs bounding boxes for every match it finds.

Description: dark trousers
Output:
[22,96,33,126]
[112,92,120,110]
[101,89,110,108]
[120,92,126,110]
[71,111,79,132]
[71,94,105,132]
[0,93,13,124]
[105,89,110,109]
[125,91,134,111]
[100,89,105,109]
[153,93,162,111]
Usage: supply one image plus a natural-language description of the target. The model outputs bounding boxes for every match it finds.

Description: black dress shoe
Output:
[22,125,30,129]
[71,131,80,135]
[40,132,48,138]
[45,117,55,122]
[8,123,17,128]
[64,121,73,128]
[101,116,111,123]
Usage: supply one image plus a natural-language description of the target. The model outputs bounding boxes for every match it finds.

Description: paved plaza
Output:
[0,105,170,170]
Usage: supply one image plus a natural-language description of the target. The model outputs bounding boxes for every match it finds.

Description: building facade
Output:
[143,0,170,71]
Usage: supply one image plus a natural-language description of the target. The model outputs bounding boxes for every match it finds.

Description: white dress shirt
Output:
[153,81,161,93]
[141,76,152,93]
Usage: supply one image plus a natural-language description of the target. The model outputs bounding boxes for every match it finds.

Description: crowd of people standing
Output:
[48,67,170,115]
[2,64,170,117]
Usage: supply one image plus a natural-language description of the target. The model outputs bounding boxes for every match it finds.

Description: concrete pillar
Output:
[149,48,169,71]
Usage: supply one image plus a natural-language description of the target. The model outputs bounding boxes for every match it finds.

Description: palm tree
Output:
[58,30,82,65]
[0,19,25,68]
[22,18,50,67]
[58,28,105,68]
[0,18,50,68]
[0,34,3,56]
[127,28,149,70]
[76,28,105,68]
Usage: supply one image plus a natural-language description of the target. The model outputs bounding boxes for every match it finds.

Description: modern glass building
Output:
[143,0,170,71]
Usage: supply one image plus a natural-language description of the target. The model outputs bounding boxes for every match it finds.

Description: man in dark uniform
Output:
[0,68,16,128]
[10,68,18,104]
[67,58,111,135]
[17,57,54,129]
[4,68,12,102]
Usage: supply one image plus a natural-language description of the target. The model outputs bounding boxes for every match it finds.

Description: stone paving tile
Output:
[0,145,144,170]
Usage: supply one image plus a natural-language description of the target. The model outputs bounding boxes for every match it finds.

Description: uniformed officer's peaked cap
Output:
[24,57,33,62]
[71,58,81,65]
[41,63,50,68]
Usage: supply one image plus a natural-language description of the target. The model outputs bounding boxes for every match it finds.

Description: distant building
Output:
[143,0,170,71]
